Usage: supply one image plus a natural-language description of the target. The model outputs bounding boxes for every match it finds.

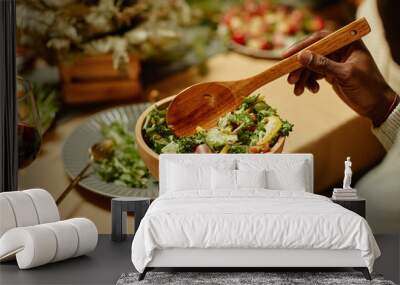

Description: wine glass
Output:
[17,76,42,169]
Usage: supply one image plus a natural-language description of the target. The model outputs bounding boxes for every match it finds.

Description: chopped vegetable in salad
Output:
[143,94,293,154]
[93,122,149,188]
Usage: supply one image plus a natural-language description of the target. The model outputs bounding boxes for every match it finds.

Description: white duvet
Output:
[131,190,380,273]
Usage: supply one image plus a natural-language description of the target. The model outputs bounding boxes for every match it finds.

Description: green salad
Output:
[143,94,293,154]
[93,122,149,188]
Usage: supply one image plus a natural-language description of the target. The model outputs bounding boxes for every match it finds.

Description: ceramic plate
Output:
[62,103,159,198]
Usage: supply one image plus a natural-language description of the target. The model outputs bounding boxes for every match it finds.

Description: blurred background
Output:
[16,0,388,234]
[16,0,360,105]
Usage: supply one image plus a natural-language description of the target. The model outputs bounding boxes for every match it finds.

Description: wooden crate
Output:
[59,54,142,104]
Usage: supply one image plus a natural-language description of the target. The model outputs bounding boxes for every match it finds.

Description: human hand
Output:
[283,31,399,127]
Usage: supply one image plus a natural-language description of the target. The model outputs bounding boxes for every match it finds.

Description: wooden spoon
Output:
[167,17,371,137]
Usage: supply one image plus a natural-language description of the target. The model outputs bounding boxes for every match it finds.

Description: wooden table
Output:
[18,52,385,234]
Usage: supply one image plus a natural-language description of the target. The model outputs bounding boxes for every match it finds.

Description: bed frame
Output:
[138,154,372,281]
[139,248,371,280]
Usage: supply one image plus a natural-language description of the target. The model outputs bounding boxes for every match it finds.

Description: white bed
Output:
[131,154,380,280]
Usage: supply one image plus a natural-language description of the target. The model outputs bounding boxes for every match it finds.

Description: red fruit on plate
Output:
[260,40,273,50]
[286,23,298,35]
[232,33,246,45]
[312,16,325,31]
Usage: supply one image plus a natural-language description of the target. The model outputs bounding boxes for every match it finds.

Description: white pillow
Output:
[167,163,212,191]
[211,169,267,190]
[236,169,267,189]
[265,162,307,191]
[211,168,236,190]
[237,158,309,191]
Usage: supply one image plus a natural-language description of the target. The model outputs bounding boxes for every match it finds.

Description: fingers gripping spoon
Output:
[166,18,371,137]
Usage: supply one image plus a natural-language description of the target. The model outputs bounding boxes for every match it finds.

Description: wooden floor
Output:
[0,235,398,285]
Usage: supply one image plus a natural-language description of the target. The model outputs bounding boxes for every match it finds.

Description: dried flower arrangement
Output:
[16,0,208,69]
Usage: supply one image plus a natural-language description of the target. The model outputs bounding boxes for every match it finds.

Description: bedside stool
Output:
[331,198,366,218]
[111,197,151,242]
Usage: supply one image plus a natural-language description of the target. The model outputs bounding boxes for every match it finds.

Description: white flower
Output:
[85,0,118,33]
[83,37,129,69]
[125,29,148,44]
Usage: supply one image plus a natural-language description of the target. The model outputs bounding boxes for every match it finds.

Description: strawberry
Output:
[232,33,246,45]
[311,16,325,31]
[286,23,298,35]
[260,40,273,50]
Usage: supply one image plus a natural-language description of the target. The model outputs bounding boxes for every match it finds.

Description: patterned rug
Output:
[116,272,395,285]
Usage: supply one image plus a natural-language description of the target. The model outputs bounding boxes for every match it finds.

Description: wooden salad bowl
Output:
[135,95,285,179]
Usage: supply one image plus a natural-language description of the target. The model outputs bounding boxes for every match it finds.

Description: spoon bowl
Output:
[167,82,239,137]
[90,139,114,161]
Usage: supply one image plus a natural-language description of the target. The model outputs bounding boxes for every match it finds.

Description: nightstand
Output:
[331,198,366,218]
[111,197,151,242]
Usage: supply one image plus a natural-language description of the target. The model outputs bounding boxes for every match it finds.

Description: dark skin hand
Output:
[283,31,399,127]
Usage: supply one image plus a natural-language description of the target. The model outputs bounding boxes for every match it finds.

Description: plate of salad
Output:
[62,102,159,198]
[219,0,326,59]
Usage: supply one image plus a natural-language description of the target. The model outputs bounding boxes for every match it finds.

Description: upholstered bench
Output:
[0,189,97,269]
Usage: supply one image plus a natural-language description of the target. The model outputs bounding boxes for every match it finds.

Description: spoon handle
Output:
[56,161,92,205]
[240,17,371,93]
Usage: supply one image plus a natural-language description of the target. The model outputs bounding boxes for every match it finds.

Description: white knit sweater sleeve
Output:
[372,102,400,150]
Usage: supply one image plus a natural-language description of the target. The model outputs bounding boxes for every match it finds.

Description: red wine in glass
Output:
[18,123,42,169]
